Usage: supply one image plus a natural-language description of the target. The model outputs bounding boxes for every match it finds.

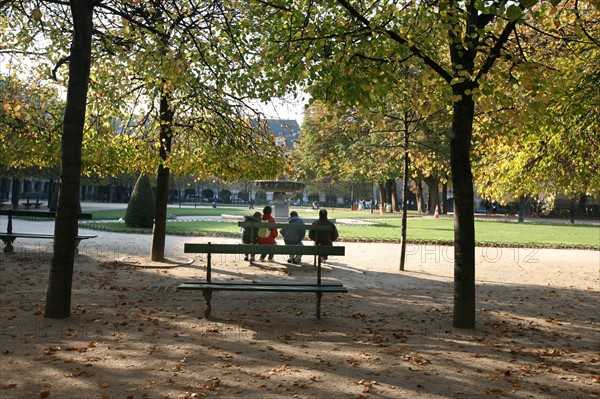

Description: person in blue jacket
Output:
[281,211,306,264]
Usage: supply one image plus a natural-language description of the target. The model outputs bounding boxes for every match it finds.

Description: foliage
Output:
[125,174,155,228]
[474,5,600,201]
[0,1,287,181]
[83,1,286,182]
[0,76,63,170]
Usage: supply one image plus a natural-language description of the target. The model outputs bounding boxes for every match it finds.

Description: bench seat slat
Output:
[183,280,344,287]
[184,243,344,256]
[0,210,93,219]
[0,233,97,239]
[177,283,348,293]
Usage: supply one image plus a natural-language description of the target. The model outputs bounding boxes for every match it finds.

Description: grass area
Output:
[340,218,600,248]
[89,206,252,220]
[89,206,418,220]
[84,211,600,249]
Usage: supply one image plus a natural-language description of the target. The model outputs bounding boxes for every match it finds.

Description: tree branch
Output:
[51,56,70,81]
[335,0,453,83]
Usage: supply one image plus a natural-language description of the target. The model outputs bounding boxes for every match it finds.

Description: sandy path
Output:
[0,220,598,398]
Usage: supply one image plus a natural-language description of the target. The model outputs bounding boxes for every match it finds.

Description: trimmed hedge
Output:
[125,174,155,228]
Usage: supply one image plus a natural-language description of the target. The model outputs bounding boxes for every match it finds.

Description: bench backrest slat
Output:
[184,243,344,256]
[237,221,332,231]
[0,210,92,219]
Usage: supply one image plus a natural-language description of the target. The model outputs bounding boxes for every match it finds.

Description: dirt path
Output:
[0,228,598,398]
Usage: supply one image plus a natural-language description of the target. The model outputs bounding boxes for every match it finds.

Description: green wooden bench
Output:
[0,209,97,253]
[179,235,346,319]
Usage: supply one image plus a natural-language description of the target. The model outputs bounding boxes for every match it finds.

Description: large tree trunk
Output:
[150,91,174,261]
[451,94,476,329]
[45,0,93,319]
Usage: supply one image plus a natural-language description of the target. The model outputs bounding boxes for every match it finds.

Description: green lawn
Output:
[84,210,599,249]
[340,218,599,248]
[89,206,251,220]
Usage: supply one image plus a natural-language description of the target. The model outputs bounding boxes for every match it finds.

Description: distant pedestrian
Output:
[281,211,306,264]
[309,209,339,262]
[241,211,261,262]
[257,205,278,262]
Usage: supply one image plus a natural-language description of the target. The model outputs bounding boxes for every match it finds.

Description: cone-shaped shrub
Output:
[125,174,155,228]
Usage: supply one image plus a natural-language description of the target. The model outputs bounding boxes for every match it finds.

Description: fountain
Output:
[255,179,305,221]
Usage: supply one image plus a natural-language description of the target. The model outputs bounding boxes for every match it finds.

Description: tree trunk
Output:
[451,94,476,329]
[11,178,20,208]
[378,182,386,213]
[518,194,527,223]
[570,198,575,224]
[416,179,426,213]
[576,194,587,217]
[391,179,400,212]
[150,91,174,261]
[399,129,410,271]
[441,183,448,214]
[385,178,394,213]
[425,176,440,215]
[45,0,93,319]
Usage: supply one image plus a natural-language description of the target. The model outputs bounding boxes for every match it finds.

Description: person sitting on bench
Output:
[241,211,262,262]
[281,211,306,264]
[257,206,278,262]
[309,209,339,262]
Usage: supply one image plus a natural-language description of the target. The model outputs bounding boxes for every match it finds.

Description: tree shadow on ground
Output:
[0,244,598,399]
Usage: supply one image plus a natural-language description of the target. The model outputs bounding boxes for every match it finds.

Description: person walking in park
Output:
[241,211,262,262]
[309,209,339,262]
[281,211,306,264]
[257,205,278,262]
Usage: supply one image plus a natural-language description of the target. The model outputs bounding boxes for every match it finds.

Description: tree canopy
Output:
[233,0,597,328]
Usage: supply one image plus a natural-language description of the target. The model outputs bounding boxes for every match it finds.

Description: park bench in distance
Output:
[178,222,346,319]
[21,196,45,209]
[0,209,97,253]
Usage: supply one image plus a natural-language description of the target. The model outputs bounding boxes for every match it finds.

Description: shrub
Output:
[125,174,155,228]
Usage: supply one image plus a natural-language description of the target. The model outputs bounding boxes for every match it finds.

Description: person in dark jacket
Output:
[241,211,262,261]
[308,209,339,262]
[281,211,306,264]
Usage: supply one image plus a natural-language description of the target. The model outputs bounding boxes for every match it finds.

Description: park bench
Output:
[21,196,45,209]
[178,222,346,319]
[0,209,97,253]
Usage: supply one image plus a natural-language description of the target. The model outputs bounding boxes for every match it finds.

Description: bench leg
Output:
[203,290,213,318]
[315,292,323,320]
[2,238,15,253]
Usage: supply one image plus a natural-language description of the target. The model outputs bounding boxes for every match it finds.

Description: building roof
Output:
[263,119,300,149]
